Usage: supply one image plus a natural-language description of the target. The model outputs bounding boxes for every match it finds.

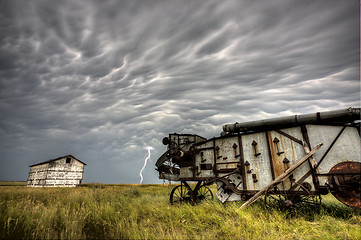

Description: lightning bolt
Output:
[139,146,154,184]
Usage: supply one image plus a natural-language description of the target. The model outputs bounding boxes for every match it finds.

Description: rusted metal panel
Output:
[192,139,215,179]
[267,127,314,191]
[214,136,239,168]
[307,125,361,186]
[159,173,180,181]
[216,173,244,203]
[179,167,193,179]
[327,161,361,208]
[241,132,273,191]
[194,147,215,178]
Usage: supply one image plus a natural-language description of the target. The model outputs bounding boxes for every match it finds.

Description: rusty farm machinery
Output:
[155,107,361,209]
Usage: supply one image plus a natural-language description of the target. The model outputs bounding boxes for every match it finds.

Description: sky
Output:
[0,0,359,184]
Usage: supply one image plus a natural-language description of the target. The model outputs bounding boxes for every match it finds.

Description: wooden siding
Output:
[27,156,85,187]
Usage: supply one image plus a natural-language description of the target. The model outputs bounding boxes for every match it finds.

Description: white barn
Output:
[27,155,86,187]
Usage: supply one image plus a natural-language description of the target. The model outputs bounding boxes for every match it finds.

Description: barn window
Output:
[66,157,71,164]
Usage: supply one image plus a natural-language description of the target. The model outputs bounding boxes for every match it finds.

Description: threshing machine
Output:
[156,107,361,209]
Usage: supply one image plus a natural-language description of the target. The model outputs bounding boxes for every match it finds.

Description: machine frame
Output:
[156,108,361,209]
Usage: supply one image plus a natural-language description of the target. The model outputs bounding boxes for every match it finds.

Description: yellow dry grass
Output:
[0,183,360,239]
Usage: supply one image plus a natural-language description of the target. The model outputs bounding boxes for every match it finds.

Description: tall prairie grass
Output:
[0,184,360,239]
[0,181,26,186]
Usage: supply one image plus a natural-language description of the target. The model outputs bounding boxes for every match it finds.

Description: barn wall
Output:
[27,156,85,187]
[46,157,84,187]
[27,164,49,187]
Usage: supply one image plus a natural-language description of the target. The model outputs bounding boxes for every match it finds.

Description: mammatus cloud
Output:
[0,0,359,183]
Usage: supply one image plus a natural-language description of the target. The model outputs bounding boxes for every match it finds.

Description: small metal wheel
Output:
[196,185,213,202]
[264,182,316,211]
[170,184,193,204]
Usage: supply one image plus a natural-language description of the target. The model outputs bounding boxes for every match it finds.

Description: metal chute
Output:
[223,107,360,134]
[155,150,169,169]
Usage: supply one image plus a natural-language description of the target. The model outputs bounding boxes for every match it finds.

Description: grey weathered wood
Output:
[27,155,86,187]
[240,143,323,209]
[303,141,318,171]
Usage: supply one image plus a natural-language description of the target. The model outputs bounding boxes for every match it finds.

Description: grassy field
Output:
[0,183,360,239]
[0,181,26,186]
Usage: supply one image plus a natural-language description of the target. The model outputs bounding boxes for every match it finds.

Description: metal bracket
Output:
[200,152,206,163]
[283,157,290,170]
[215,146,222,159]
[252,140,261,157]
[244,161,251,173]
[233,143,240,158]
[252,174,258,183]
[273,137,284,156]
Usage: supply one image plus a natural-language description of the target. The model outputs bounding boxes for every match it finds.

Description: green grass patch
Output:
[0,184,360,239]
[0,181,26,186]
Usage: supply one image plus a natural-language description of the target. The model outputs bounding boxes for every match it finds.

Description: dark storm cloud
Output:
[0,0,359,183]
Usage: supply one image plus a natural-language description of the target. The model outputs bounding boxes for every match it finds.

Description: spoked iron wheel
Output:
[264,182,316,211]
[170,184,193,204]
[196,185,213,202]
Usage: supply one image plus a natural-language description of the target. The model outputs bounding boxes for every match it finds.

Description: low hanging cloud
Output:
[0,0,359,183]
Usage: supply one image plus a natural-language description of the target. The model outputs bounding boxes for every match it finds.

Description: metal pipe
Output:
[223,107,360,134]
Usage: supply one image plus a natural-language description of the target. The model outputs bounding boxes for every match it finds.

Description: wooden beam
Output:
[303,141,317,169]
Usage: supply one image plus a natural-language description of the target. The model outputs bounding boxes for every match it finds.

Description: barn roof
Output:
[29,155,87,167]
